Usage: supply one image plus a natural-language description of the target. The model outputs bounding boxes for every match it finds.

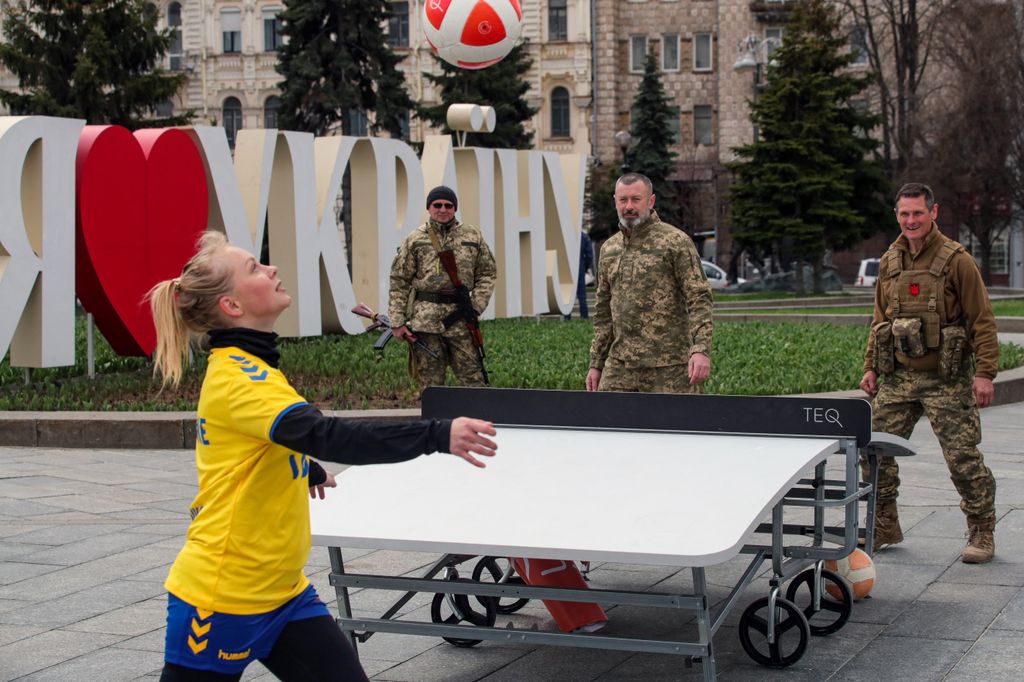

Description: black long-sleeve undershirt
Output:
[271,403,452,470]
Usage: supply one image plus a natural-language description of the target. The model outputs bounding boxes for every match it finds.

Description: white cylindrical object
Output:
[446,103,483,132]
[480,106,496,132]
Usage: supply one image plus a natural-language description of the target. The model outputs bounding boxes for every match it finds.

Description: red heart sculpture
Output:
[76,126,208,356]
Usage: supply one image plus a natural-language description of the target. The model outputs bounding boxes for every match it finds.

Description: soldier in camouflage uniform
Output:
[861,183,999,563]
[389,186,497,391]
[586,173,714,394]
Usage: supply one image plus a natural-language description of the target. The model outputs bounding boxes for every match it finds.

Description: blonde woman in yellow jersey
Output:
[148,232,497,681]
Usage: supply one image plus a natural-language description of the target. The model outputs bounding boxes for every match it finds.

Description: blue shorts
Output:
[164,585,330,674]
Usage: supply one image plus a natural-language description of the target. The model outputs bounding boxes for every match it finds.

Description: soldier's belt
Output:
[415,290,459,304]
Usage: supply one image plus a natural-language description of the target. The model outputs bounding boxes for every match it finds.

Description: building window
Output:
[693,32,712,72]
[398,110,411,140]
[630,35,648,73]
[168,2,183,70]
[765,27,784,62]
[156,100,174,118]
[348,108,368,136]
[667,106,680,144]
[989,239,1009,274]
[264,96,281,129]
[263,8,282,51]
[850,26,868,65]
[850,99,869,138]
[694,105,713,145]
[387,2,409,47]
[662,34,679,71]
[549,0,567,42]
[551,87,570,138]
[222,8,242,54]
[223,97,243,148]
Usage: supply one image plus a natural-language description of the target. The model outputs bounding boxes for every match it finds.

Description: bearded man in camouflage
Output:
[389,186,496,391]
[586,173,714,394]
[861,182,999,563]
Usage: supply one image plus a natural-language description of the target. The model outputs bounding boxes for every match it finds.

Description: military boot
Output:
[869,502,903,551]
[961,519,995,564]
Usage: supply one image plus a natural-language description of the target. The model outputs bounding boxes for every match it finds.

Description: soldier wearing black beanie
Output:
[426,185,458,211]
[389,184,496,392]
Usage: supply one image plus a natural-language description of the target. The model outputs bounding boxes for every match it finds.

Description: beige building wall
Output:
[591,0,873,266]
[594,0,730,166]
[593,0,734,255]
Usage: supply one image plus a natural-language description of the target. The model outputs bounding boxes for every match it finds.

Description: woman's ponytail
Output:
[147,232,233,387]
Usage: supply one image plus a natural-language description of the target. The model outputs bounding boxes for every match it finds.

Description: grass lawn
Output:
[2,316,1022,411]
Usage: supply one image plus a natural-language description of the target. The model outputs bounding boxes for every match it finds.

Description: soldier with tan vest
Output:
[861,182,999,563]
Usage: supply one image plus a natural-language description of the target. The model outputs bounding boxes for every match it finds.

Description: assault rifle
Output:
[351,303,439,359]
[437,250,489,385]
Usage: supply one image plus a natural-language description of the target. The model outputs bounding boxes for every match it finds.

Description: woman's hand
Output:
[309,470,337,499]
[449,417,498,468]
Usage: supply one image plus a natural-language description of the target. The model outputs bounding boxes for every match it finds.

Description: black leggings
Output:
[159,616,369,682]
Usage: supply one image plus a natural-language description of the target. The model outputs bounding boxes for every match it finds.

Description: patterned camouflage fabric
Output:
[388,219,496,389]
[411,324,486,388]
[864,366,996,522]
[589,210,713,393]
[599,360,698,394]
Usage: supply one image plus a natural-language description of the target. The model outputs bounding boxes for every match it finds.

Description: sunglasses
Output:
[431,202,454,209]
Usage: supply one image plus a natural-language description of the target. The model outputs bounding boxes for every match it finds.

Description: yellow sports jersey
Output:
[165,347,313,614]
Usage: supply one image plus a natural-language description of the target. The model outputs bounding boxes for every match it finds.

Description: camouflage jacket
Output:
[388,219,497,334]
[863,226,999,379]
[589,211,714,369]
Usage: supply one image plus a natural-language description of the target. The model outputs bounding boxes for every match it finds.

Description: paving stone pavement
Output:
[1,403,1023,681]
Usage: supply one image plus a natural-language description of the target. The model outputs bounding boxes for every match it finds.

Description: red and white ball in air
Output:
[422,0,523,70]
[825,548,876,601]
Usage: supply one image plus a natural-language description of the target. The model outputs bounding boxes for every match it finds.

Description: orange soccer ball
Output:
[825,548,875,601]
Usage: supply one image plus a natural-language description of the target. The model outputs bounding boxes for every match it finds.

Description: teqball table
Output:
[310,387,914,680]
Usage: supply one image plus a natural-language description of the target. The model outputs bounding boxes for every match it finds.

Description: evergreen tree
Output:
[418,44,537,149]
[727,0,888,293]
[276,0,414,136]
[623,52,681,228]
[0,0,189,128]
[584,162,620,243]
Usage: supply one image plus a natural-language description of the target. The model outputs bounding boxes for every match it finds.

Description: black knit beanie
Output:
[426,185,458,210]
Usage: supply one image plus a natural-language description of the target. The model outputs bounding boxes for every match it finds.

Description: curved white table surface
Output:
[310,426,840,567]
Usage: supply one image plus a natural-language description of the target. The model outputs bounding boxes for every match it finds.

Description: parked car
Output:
[734,267,844,293]
[702,260,745,290]
[856,258,880,287]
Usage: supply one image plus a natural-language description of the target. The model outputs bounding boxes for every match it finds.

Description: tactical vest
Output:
[885,239,964,350]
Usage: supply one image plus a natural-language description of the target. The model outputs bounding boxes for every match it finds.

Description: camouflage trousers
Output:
[409,326,487,391]
[863,366,995,522]
[597,359,701,394]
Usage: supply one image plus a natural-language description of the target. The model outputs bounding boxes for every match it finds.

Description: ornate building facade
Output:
[136,0,594,155]
[0,2,593,154]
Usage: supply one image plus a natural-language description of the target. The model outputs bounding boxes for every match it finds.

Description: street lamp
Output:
[732,35,780,142]
[733,35,759,72]
[613,130,632,172]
